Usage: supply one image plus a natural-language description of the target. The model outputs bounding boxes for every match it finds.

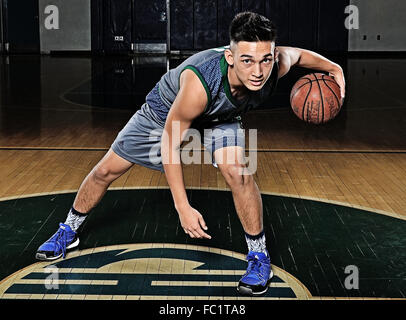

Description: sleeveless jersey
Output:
[145,46,279,127]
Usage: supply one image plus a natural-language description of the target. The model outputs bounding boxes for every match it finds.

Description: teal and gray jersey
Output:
[112,46,278,171]
[145,46,279,127]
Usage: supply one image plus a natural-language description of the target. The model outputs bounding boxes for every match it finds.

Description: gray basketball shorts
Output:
[111,103,245,172]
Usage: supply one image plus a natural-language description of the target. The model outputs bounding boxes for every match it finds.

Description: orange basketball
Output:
[290,73,342,124]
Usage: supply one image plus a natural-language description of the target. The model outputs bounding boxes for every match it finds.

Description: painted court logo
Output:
[0,244,310,300]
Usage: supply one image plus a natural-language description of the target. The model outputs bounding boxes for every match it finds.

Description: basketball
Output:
[290,73,342,124]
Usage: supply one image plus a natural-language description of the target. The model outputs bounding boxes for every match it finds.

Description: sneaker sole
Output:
[237,270,274,297]
[35,238,80,261]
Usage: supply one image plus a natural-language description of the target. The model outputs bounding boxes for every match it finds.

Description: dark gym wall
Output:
[170,0,349,53]
[0,0,3,52]
[91,0,167,54]
[0,0,349,54]
[133,0,167,44]
[2,0,40,53]
[103,0,133,53]
[92,0,134,54]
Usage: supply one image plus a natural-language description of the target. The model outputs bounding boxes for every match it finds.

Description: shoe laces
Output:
[246,253,268,282]
[50,226,69,258]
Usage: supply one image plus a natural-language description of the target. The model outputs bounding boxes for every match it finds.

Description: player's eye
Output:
[262,58,272,64]
[242,59,252,64]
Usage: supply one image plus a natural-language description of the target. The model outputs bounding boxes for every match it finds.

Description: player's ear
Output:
[224,48,234,67]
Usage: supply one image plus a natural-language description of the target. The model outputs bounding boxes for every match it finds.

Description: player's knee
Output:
[220,163,251,188]
[92,165,114,184]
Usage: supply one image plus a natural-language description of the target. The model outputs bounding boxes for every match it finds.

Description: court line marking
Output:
[150,281,290,288]
[1,146,406,154]
[0,187,404,221]
[13,279,118,286]
[0,243,312,300]
[2,243,404,300]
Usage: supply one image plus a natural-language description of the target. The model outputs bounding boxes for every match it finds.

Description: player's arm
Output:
[161,69,211,239]
[276,46,346,101]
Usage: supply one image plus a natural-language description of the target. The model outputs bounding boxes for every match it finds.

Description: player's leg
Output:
[213,146,263,235]
[36,103,165,261]
[214,146,273,296]
[202,120,272,296]
[73,148,133,214]
[36,149,133,261]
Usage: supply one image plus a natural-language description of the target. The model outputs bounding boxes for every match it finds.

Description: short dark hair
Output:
[229,11,277,43]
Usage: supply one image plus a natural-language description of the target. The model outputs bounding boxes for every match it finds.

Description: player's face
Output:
[228,41,276,91]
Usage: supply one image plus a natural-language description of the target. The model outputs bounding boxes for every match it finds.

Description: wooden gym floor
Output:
[0,54,405,300]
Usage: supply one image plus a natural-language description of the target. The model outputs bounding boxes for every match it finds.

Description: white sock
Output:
[64,207,87,232]
[245,230,267,255]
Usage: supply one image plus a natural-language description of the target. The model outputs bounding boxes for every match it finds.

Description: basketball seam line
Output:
[322,76,341,114]
[302,79,312,121]
[291,79,338,97]
[314,73,325,123]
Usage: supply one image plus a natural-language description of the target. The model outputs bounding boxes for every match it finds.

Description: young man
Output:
[36,12,345,296]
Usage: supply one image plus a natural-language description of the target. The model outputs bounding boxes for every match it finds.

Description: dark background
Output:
[0,0,352,112]
[0,0,349,54]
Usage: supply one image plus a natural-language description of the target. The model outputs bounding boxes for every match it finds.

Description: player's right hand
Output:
[177,204,212,239]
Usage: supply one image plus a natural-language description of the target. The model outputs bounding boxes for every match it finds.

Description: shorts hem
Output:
[111,143,164,173]
[205,135,245,153]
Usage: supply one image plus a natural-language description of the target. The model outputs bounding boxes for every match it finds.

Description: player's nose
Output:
[252,63,263,78]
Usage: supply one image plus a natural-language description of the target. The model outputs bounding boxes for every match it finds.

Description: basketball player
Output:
[36,12,345,296]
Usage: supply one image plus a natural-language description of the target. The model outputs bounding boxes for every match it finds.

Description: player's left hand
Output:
[329,66,346,105]
[177,204,212,239]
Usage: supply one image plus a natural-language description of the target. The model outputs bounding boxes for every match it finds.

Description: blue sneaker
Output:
[35,223,79,261]
[237,251,273,296]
